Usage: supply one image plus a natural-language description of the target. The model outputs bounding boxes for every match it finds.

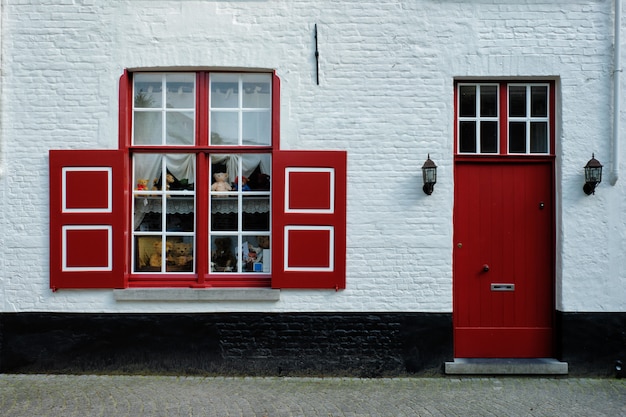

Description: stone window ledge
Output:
[114,288,280,302]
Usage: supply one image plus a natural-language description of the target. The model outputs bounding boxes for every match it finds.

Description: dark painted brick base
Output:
[0,313,452,376]
[1,312,623,376]
[557,312,626,377]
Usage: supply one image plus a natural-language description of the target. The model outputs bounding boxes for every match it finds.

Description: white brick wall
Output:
[0,0,624,313]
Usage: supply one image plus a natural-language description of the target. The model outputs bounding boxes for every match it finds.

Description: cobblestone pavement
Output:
[0,374,624,417]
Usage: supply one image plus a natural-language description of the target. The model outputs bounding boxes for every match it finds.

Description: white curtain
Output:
[211,153,270,183]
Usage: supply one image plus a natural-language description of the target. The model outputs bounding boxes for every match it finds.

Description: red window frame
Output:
[50,70,347,290]
[454,80,556,158]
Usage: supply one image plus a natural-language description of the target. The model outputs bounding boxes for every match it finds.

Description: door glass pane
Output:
[509,122,526,153]
[459,86,476,117]
[480,121,498,153]
[480,86,498,117]
[509,86,527,117]
[531,86,548,117]
[530,122,548,153]
[459,121,476,153]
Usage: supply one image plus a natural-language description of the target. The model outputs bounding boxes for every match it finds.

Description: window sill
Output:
[113,288,280,302]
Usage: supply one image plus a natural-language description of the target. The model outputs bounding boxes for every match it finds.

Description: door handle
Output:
[482,264,490,272]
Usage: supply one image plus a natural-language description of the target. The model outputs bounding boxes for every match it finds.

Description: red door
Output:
[453,160,554,358]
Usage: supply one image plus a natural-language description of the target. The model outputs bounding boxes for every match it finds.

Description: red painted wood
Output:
[272,150,347,289]
[272,71,281,150]
[65,229,110,268]
[50,150,126,289]
[286,228,332,268]
[288,171,332,210]
[118,70,131,149]
[453,160,554,357]
[64,170,110,210]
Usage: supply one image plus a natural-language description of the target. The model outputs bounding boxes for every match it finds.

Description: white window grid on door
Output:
[507,83,550,155]
[457,83,500,154]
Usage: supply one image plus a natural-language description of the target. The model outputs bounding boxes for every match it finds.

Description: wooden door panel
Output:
[454,161,554,358]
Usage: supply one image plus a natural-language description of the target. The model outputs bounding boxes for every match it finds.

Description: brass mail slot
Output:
[491,283,515,292]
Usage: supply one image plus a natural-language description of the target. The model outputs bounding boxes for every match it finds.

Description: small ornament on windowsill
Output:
[233,176,250,191]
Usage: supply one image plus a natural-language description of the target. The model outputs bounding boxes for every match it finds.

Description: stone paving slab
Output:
[0,374,624,417]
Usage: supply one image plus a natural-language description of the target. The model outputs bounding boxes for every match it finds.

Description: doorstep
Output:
[445,358,568,375]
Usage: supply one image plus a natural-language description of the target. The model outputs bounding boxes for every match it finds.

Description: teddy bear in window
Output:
[211,172,232,196]
[212,237,236,272]
[149,240,173,269]
[172,241,193,269]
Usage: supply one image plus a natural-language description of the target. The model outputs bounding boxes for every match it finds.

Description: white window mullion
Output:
[526,85,532,154]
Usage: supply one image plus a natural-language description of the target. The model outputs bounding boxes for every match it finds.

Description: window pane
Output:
[530,122,548,153]
[134,197,162,231]
[459,86,476,117]
[242,111,271,146]
[167,236,194,272]
[243,196,270,231]
[166,207,194,232]
[459,121,476,152]
[211,112,239,145]
[509,86,526,117]
[243,235,270,273]
[134,74,163,108]
[480,121,498,153]
[509,122,526,153]
[211,196,238,231]
[243,74,271,108]
[134,153,163,192]
[135,236,164,272]
[531,86,548,117]
[166,111,195,145]
[134,112,162,145]
[211,74,239,108]
[480,86,498,117]
[211,235,237,272]
[166,74,195,109]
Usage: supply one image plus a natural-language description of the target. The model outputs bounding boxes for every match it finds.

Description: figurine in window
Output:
[211,172,232,195]
[233,176,250,191]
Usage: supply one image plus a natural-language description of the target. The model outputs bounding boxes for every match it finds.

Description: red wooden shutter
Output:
[49,150,126,289]
[272,150,347,289]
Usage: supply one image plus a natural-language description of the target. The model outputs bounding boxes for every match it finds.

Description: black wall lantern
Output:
[583,153,603,195]
[422,154,437,195]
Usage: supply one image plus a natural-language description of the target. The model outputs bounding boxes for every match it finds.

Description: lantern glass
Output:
[423,167,437,184]
[585,166,602,183]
